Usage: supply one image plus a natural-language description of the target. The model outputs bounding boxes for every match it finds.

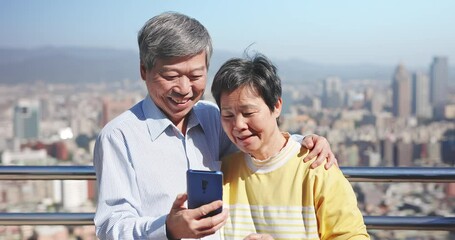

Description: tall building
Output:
[429,56,448,106]
[13,99,40,140]
[321,76,343,109]
[392,64,411,118]
[412,72,432,118]
[101,97,136,127]
[441,129,455,166]
[54,180,89,209]
[63,180,88,209]
[396,140,413,166]
[380,137,395,166]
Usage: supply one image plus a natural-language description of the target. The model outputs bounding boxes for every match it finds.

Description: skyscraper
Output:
[392,64,411,118]
[412,72,432,118]
[441,129,455,166]
[13,99,40,140]
[101,97,136,127]
[396,139,413,166]
[429,56,448,106]
[322,76,343,109]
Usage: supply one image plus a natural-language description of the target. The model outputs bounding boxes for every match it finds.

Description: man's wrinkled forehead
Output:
[154,53,208,70]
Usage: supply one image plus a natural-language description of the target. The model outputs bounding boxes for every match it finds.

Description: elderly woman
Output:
[211,53,369,240]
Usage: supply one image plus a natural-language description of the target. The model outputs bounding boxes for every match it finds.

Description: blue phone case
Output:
[186,169,223,217]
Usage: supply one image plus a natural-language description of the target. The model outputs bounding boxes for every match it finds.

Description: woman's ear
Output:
[273,97,283,117]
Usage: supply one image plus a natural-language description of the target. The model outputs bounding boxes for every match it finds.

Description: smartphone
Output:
[186,169,223,217]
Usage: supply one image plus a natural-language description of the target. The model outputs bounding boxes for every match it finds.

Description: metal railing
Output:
[0,166,454,231]
[1,166,455,182]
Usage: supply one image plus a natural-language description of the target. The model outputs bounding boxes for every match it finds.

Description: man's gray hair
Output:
[138,12,213,70]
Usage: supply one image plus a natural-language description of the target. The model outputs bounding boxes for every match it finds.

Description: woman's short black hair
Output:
[211,53,282,112]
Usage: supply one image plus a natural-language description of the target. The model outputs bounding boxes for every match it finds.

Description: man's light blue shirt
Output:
[94,95,235,240]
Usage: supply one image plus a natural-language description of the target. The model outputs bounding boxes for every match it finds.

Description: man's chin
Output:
[165,107,193,122]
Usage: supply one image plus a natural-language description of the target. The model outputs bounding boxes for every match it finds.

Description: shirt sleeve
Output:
[93,130,169,240]
[290,133,305,144]
[313,166,370,239]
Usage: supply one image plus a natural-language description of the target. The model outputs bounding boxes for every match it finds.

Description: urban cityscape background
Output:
[1,1,455,240]
[0,48,453,239]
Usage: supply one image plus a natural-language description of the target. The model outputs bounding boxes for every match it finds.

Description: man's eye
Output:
[190,75,203,80]
[243,112,254,117]
[222,114,233,118]
[163,76,179,81]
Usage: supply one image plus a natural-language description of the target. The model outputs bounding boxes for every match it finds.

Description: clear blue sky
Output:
[1,0,454,67]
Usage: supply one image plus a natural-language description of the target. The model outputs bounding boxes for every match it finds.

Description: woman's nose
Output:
[233,115,247,130]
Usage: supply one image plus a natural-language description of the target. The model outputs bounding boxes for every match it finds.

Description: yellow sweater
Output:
[221,135,369,240]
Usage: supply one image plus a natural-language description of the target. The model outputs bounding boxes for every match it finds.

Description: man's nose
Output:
[174,75,191,94]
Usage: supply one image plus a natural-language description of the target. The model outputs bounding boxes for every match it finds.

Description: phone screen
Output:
[186,169,223,217]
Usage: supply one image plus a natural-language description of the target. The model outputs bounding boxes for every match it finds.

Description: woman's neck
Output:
[251,131,288,161]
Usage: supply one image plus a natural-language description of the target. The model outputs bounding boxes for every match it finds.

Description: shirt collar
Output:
[142,95,202,141]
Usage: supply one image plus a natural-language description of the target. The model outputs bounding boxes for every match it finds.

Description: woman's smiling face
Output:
[220,86,283,159]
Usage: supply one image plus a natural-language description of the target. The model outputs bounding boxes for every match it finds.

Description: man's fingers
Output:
[198,207,228,228]
[171,193,187,210]
[310,152,326,169]
[166,193,190,239]
[302,152,315,162]
[192,200,223,219]
[324,160,333,170]
[167,197,227,239]
[301,135,315,149]
[303,145,322,162]
[302,134,338,169]
[325,152,338,169]
[192,208,229,238]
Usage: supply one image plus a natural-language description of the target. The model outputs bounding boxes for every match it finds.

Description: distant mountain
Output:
[0,47,453,86]
[209,51,396,85]
[274,58,395,83]
[0,47,140,84]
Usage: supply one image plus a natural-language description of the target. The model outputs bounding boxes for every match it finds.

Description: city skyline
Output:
[1,2,454,238]
[0,1,454,67]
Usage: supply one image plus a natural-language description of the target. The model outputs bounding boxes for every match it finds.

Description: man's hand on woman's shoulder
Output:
[301,134,338,169]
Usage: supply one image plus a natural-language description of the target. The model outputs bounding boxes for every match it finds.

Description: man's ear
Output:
[140,63,147,80]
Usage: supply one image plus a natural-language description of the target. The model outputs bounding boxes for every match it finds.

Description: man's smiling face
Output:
[141,51,207,128]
